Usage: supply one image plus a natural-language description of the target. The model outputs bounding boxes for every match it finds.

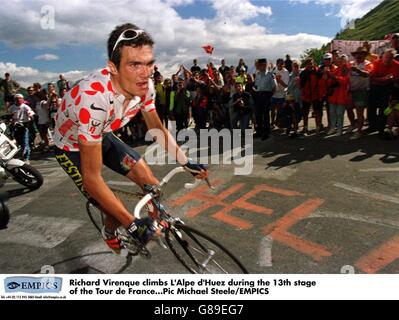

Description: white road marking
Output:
[360,168,399,172]
[310,210,399,230]
[333,182,399,205]
[0,214,85,248]
[258,236,273,267]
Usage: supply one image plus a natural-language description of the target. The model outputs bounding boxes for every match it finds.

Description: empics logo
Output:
[4,276,62,294]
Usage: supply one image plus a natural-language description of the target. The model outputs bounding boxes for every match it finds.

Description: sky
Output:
[0,0,384,87]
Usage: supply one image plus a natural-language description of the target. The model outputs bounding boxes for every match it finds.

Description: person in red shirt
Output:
[325,54,350,136]
[369,48,399,134]
[300,58,323,134]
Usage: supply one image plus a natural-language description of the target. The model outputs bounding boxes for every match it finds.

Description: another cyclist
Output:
[53,23,208,254]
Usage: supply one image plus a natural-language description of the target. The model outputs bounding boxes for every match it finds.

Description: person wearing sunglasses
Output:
[53,23,208,253]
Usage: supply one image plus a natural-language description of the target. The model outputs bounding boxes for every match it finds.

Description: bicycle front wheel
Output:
[165,222,248,274]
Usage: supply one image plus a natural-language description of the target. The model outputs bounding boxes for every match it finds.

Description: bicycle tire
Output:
[86,201,104,234]
[165,222,248,274]
[8,164,43,189]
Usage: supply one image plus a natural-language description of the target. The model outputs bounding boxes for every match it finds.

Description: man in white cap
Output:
[9,94,35,164]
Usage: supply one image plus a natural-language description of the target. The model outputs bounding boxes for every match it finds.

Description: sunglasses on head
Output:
[111,29,145,58]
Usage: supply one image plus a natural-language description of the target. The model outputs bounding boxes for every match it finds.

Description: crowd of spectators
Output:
[1,33,399,163]
[151,34,399,142]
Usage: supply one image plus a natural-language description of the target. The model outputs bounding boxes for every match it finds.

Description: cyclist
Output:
[53,23,208,254]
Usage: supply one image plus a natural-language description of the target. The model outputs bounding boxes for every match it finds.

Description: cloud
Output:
[0,0,332,83]
[0,61,86,88]
[34,53,59,61]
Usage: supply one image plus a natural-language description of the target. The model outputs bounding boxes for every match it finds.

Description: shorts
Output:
[351,90,369,108]
[38,124,49,138]
[271,97,286,108]
[54,132,142,200]
[4,95,14,103]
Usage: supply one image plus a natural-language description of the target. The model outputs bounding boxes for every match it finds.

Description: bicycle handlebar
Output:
[133,167,209,219]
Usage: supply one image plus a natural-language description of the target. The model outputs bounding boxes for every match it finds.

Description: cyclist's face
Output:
[115,45,155,98]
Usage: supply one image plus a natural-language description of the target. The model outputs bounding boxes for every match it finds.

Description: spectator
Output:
[235,67,247,87]
[57,74,69,95]
[254,58,276,140]
[285,54,293,73]
[391,34,399,101]
[287,60,302,108]
[326,54,350,136]
[154,72,167,126]
[218,59,230,79]
[363,41,379,63]
[349,47,373,139]
[192,86,208,131]
[25,86,40,145]
[232,83,252,136]
[332,49,340,66]
[383,98,399,139]
[369,48,399,135]
[25,86,39,112]
[59,88,68,98]
[390,34,399,61]
[35,90,51,150]
[9,94,35,163]
[48,93,60,129]
[171,78,190,131]
[0,73,20,112]
[220,84,232,130]
[190,59,201,73]
[163,78,173,127]
[300,58,323,134]
[48,82,57,96]
[319,52,337,131]
[271,58,289,128]
[33,82,42,94]
[235,58,248,74]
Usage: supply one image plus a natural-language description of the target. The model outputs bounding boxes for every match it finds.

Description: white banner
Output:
[1,274,398,300]
[332,40,390,60]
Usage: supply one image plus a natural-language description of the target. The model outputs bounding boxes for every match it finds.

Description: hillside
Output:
[336,0,399,40]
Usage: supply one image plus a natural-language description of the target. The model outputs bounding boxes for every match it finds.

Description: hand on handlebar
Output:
[183,158,208,180]
[127,217,156,245]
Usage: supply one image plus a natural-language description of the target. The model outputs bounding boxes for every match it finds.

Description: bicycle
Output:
[86,167,248,274]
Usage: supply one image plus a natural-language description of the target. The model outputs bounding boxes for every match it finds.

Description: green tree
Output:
[300,44,330,67]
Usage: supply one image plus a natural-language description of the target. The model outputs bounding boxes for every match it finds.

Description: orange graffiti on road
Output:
[355,235,399,273]
[171,180,330,261]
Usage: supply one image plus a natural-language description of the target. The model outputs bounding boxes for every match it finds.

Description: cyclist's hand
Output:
[127,217,156,245]
[183,158,208,179]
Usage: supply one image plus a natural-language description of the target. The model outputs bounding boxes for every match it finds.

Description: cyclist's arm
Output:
[142,110,188,165]
[79,140,134,228]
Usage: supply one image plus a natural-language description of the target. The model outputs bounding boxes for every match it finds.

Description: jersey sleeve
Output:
[75,90,109,143]
[140,79,156,113]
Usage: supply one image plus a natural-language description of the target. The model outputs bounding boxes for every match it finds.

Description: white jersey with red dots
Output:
[53,68,156,152]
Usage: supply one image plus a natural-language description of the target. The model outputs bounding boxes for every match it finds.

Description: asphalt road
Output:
[0,127,398,274]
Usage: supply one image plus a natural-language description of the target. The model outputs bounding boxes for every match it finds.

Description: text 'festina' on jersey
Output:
[53,68,156,152]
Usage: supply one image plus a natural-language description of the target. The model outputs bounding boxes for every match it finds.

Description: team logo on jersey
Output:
[122,154,137,171]
[88,118,103,135]
[90,103,106,112]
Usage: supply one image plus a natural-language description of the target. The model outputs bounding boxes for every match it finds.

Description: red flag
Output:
[202,44,214,55]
